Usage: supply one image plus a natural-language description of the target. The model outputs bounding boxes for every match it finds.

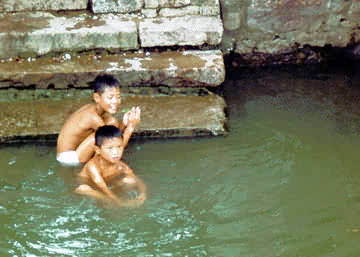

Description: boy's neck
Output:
[94,104,105,116]
[96,154,114,169]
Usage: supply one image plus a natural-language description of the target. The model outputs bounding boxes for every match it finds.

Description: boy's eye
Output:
[105,146,122,151]
[107,95,120,100]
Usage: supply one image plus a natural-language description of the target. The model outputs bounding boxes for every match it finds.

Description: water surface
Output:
[1,65,360,257]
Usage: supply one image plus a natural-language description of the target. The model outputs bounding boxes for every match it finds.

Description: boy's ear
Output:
[93,93,101,103]
[94,145,101,155]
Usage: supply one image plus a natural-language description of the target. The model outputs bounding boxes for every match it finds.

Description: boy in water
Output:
[56,74,140,166]
[75,125,147,207]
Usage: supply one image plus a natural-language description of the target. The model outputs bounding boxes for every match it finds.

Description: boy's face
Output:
[94,87,121,114]
[98,137,124,163]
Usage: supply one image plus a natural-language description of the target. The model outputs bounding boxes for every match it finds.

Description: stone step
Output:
[0,50,225,88]
[0,12,139,59]
[0,12,223,59]
[0,89,227,143]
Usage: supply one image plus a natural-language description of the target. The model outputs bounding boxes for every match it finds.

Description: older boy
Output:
[75,125,147,207]
[56,74,140,165]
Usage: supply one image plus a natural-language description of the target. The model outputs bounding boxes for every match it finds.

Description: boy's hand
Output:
[122,107,141,128]
[137,192,147,201]
[122,110,130,127]
[118,198,144,208]
[127,107,141,129]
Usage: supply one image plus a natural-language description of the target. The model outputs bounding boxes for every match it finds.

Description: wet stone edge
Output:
[0,87,212,102]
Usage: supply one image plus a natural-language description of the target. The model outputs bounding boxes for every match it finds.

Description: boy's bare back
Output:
[57,103,105,154]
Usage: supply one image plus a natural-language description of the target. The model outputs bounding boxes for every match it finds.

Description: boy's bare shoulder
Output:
[79,158,100,177]
[68,104,104,128]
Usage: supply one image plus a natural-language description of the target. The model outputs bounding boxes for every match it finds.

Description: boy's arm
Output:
[134,176,147,200]
[87,163,121,202]
[87,163,144,207]
[122,163,147,200]
[121,107,141,148]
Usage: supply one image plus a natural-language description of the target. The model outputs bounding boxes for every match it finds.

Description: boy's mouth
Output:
[109,105,118,112]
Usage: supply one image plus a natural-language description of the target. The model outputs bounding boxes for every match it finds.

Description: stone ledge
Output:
[0,50,225,88]
[0,89,227,143]
[0,12,139,59]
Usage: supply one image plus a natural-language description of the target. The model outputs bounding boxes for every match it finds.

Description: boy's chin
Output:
[108,109,118,114]
[111,157,121,162]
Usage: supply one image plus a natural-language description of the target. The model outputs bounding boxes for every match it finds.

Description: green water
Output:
[1,65,360,257]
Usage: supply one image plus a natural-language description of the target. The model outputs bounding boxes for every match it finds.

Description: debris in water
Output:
[8,157,16,165]
[64,53,72,60]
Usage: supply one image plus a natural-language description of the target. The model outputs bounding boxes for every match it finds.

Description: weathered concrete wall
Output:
[2,0,359,66]
[220,0,360,65]
[0,0,223,59]
[2,0,360,64]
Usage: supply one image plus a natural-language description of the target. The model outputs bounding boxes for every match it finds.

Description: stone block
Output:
[0,0,88,12]
[0,50,225,88]
[90,0,144,14]
[144,0,193,8]
[223,11,241,31]
[159,6,220,17]
[199,6,220,16]
[142,8,158,18]
[144,0,159,8]
[231,0,360,59]
[158,0,220,16]
[168,0,191,7]
[139,16,223,47]
[0,12,139,59]
[159,6,198,17]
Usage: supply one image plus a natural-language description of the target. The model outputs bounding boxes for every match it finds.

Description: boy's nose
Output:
[112,98,121,104]
[113,148,122,154]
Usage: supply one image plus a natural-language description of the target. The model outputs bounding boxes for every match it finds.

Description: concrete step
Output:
[0,12,223,59]
[0,12,139,59]
[0,50,225,88]
[0,89,227,143]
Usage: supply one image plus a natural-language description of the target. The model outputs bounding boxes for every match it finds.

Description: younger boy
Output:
[56,74,140,165]
[75,125,147,207]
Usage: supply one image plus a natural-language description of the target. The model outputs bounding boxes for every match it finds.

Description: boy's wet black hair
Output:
[89,74,120,93]
[95,125,123,147]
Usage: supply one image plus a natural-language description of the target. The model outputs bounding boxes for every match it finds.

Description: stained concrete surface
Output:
[0,89,227,143]
[0,50,225,88]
